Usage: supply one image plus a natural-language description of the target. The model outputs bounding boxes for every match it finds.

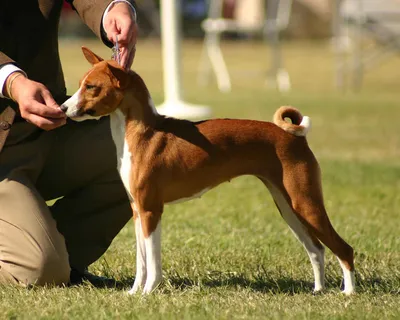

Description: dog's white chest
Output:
[110,110,133,200]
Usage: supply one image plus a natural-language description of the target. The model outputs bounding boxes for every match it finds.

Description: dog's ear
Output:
[107,64,129,89]
[82,46,104,65]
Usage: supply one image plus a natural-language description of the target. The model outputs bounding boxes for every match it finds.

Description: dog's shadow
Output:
[163,273,315,295]
[80,272,399,295]
[73,273,312,294]
[81,272,315,294]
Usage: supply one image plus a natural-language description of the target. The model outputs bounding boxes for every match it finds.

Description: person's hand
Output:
[8,74,66,130]
[103,2,138,70]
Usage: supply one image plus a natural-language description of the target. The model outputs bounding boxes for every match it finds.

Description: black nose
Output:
[60,104,68,112]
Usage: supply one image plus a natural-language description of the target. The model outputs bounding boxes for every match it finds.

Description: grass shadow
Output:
[354,275,400,295]
[73,270,399,295]
[69,275,133,290]
[164,273,315,295]
[165,273,399,295]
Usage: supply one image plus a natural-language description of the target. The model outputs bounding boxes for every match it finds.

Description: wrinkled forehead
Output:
[79,61,112,86]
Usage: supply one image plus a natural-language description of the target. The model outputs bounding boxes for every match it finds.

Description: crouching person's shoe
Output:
[69,268,120,288]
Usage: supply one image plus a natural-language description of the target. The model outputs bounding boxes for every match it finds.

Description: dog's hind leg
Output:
[261,179,325,293]
[128,209,147,295]
[277,160,355,295]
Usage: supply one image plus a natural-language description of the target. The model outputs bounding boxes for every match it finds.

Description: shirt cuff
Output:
[0,64,27,98]
[102,0,137,34]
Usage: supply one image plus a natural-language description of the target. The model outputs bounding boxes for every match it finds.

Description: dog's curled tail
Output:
[273,106,311,137]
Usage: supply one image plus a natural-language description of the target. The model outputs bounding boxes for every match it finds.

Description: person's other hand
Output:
[104,2,138,70]
[8,75,66,130]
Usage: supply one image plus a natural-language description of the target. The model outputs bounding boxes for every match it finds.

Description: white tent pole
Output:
[160,0,182,102]
[157,0,212,120]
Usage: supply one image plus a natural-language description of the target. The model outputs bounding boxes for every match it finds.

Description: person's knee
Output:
[26,252,71,286]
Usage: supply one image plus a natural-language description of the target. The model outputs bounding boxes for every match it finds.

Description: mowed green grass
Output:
[1,38,399,319]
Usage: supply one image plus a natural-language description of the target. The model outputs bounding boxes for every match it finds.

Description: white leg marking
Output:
[128,217,147,295]
[110,110,133,200]
[338,258,355,295]
[142,222,162,294]
[267,183,325,292]
[111,110,147,294]
[308,250,325,292]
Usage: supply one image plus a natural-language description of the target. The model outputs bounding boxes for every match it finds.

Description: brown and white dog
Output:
[61,47,355,295]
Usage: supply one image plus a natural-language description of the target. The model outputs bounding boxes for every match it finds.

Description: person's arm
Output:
[65,0,136,46]
[66,0,138,69]
[101,0,137,47]
[0,64,27,99]
[0,52,25,99]
[102,1,138,68]
[65,0,116,42]
[0,52,14,67]
[0,54,66,130]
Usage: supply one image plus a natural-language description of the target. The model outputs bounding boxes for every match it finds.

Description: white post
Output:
[156,0,212,119]
[160,0,181,102]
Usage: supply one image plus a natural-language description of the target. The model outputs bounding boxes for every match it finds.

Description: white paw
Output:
[142,277,162,294]
[128,274,147,295]
[342,288,355,296]
[127,286,140,295]
[313,287,324,294]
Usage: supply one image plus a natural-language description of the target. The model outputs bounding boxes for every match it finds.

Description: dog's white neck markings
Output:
[110,109,133,200]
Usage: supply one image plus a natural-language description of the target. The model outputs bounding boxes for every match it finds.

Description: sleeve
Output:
[0,52,15,66]
[0,53,27,99]
[65,0,137,48]
[65,0,114,41]
[0,64,27,98]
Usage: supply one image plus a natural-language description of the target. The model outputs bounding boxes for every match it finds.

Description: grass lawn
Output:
[1,38,399,319]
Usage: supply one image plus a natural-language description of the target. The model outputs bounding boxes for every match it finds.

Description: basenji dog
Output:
[61,47,355,295]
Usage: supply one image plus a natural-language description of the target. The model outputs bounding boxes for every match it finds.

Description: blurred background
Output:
[59,0,400,96]
[56,0,400,164]
[58,0,400,163]
[60,0,335,39]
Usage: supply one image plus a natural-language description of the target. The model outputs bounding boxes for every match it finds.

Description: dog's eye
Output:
[85,84,97,90]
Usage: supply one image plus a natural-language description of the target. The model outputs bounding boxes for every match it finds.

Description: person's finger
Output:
[26,100,66,119]
[119,44,136,70]
[106,21,119,43]
[41,89,60,108]
[25,113,66,131]
[121,48,129,68]
[126,46,136,70]
[117,19,134,45]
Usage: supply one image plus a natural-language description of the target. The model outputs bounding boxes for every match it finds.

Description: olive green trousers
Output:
[0,118,131,286]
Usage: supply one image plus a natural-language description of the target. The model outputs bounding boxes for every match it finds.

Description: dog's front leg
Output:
[141,211,162,294]
[128,215,147,295]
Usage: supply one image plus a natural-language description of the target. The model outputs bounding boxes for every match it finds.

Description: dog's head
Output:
[61,47,130,121]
